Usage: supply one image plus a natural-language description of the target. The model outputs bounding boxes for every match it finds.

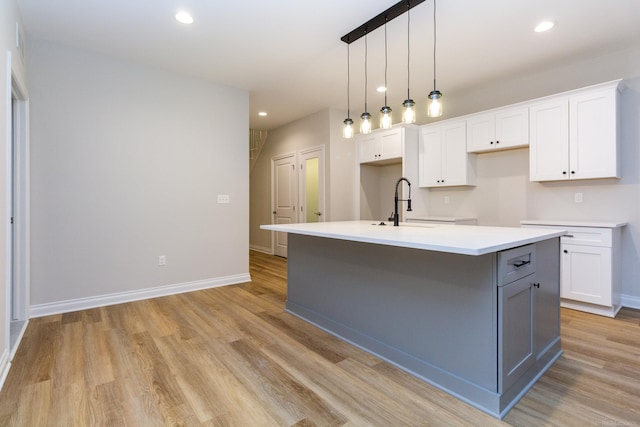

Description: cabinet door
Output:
[495,107,529,150]
[419,126,442,187]
[534,238,560,359]
[379,128,403,160]
[358,134,379,164]
[499,275,535,393]
[441,121,471,186]
[561,244,612,306]
[466,113,494,152]
[529,97,569,181]
[569,88,619,179]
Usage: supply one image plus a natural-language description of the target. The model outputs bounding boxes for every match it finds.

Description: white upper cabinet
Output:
[358,126,404,165]
[466,107,529,153]
[419,119,476,187]
[529,80,621,182]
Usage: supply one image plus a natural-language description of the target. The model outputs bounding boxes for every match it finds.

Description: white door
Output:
[272,154,297,257]
[299,147,325,223]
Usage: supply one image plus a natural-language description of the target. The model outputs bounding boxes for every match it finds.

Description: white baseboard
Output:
[29,273,251,318]
[250,244,273,255]
[621,294,640,310]
[0,349,10,392]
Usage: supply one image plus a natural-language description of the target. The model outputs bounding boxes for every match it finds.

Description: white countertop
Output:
[521,219,627,228]
[261,221,566,256]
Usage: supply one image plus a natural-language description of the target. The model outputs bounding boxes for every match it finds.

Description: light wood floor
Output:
[1,251,639,426]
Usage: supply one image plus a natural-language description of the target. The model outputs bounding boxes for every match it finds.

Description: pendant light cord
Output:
[407,7,411,99]
[433,0,437,91]
[384,20,388,106]
[347,43,350,117]
[364,33,368,112]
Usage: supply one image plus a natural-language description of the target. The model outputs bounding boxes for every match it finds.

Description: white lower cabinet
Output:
[521,220,626,317]
[419,119,476,187]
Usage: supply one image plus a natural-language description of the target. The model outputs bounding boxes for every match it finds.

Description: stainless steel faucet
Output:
[394,177,412,226]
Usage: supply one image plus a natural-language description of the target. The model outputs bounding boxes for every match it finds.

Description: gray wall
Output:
[28,39,249,306]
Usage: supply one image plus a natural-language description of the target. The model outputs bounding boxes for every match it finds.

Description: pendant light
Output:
[402,6,415,123]
[379,20,392,129]
[427,0,443,117]
[360,32,372,134]
[343,42,354,138]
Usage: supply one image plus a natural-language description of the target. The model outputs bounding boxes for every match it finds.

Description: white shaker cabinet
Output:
[529,80,621,182]
[358,126,404,164]
[521,220,626,317]
[467,107,529,153]
[419,119,476,187]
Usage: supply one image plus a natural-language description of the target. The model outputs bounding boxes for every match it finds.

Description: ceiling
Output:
[16,0,640,131]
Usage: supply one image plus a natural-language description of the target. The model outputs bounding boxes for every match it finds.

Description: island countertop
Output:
[260,220,566,256]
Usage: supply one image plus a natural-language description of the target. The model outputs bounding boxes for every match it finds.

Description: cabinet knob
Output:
[571,171,575,174]
[562,171,567,175]
[532,283,540,288]
[490,141,494,145]
[563,249,568,254]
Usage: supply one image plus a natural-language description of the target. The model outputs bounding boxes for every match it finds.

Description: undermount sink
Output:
[372,221,439,228]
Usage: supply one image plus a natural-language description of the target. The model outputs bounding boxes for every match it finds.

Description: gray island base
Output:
[262,222,564,418]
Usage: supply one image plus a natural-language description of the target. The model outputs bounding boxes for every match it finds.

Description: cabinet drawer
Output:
[498,244,536,286]
[561,226,612,247]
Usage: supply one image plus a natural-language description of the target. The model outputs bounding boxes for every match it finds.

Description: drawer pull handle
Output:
[563,234,574,238]
[511,260,530,268]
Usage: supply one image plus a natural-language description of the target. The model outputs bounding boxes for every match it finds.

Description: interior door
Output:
[299,147,325,224]
[272,154,297,257]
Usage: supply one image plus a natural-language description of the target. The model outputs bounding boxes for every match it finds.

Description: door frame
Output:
[298,145,325,223]
[5,51,30,355]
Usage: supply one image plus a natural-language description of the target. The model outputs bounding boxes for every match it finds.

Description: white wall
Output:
[1,0,29,384]
[27,39,249,311]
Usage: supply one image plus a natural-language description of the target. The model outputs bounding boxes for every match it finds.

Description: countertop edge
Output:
[261,222,565,256]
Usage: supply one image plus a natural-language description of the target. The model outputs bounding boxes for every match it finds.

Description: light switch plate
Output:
[217,194,230,204]
[574,192,583,203]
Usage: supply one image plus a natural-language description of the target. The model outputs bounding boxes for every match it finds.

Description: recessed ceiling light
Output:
[534,20,556,33]
[258,112,267,117]
[377,86,387,93]
[175,11,194,25]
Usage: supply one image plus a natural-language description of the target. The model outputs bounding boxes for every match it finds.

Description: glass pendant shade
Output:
[343,117,354,139]
[402,99,416,123]
[380,106,393,129]
[360,112,372,134]
[427,90,443,117]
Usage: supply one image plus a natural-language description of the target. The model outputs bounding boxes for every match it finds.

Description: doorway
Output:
[7,61,30,357]
[299,146,325,224]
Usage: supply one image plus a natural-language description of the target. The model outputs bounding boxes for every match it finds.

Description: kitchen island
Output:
[260,221,565,418]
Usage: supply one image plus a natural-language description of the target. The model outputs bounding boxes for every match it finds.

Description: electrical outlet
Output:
[159,255,166,266]
[444,196,450,204]
[217,194,230,204]
[574,192,583,203]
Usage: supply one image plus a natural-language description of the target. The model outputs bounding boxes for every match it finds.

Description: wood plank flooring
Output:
[1,251,639,426]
